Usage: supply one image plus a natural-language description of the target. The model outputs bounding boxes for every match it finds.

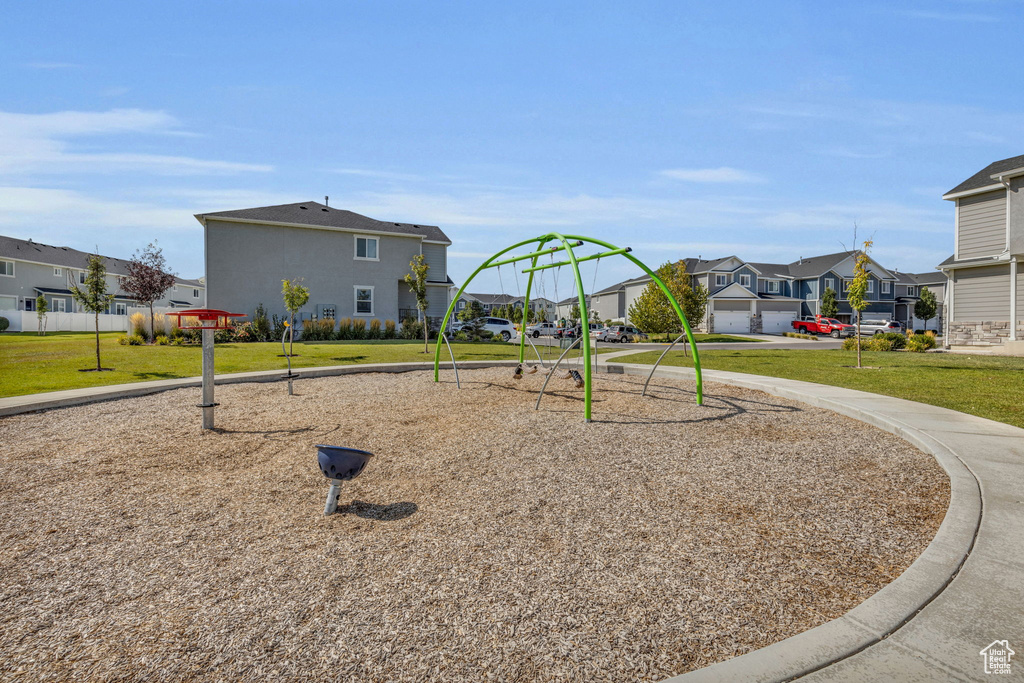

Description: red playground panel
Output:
[166,308,245,330]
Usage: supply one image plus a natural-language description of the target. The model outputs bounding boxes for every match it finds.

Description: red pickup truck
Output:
[791,315,855,338]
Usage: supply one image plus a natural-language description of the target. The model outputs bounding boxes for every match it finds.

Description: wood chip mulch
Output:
[0,368,950,682]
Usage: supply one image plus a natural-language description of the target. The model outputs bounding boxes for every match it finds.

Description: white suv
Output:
[526,322,558,338]
[858,319,904,336]
[455,317,517,341]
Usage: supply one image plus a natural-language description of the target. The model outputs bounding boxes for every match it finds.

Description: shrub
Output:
[301,318,335,342]
[843,337,868,351]
[0,316,8,332]
[369,318,382,340]
[335,317,352,340]
[232,321,257,343]
[351,318,367,340]
[879,332,906,350]
[271,314,287,341]
[490,332,504,342]
[909,333,936,350]
[251,303,272,342]
[152,312,168,337]
[214,327,234,343]
[454,331,469,341]
[384,319,396,339]
[130,312,149,341]
[118,333,144,346]
[867,337,894,352]
[399,317,423,340]
[155,334,170,345]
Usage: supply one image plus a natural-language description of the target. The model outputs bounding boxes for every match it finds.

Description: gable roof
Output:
[944,154,1024,198]
[0,235,202,286]
[197,201,450,243]
[746,262,792,279]
[908,271,946,286]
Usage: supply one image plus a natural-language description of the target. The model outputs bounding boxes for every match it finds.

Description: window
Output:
[355,236,379,260]
[866,280,874,294]
[54,267,62,277]
[24,297,35,311]
[768,280,780,294]
[115,302,127,315]
[79,271,86,284]
[172,285,177,292]
[739,274,751,288]
[882,281,890,294]
[715,274,728,286]
[907,286,917,297]
[0,260,13,277]
[194,288,200,298]
[53,298,66,312]
[354,286,374,315]
[825,277,835,292]
[842,280,851,293]
[457,301,465,310]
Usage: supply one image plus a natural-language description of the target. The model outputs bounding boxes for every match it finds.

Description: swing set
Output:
[433,233,703,422]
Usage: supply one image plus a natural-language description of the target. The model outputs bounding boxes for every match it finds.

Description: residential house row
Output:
[464,252,944,335]
[0,235,205,318]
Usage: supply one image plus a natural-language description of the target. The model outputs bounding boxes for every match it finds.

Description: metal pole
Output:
[535,335,584,411]
[201,328,215,429]
[441,333,461,389]
[324,479,342,515]
[642,332,688,396]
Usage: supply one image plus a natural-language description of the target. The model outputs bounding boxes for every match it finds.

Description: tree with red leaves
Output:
[120,242,177,342]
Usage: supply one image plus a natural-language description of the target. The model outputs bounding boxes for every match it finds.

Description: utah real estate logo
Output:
[980,640,1014,675]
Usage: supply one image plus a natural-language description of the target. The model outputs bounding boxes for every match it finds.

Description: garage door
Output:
[762,311,797,335]
[714,311,750,333]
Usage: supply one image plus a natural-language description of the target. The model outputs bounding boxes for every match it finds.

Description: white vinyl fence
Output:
[0,310,131,333]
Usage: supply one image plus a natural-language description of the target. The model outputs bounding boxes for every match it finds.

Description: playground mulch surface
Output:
[0,368,949,681]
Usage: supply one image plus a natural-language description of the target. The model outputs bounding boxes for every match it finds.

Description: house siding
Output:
[957,191,1007,260]
[421,243,447,283]
[205,219,428,323]
[714,299,750,312]
[953,265,1010,320]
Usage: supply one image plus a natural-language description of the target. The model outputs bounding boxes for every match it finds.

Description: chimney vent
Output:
[324,195,329,208]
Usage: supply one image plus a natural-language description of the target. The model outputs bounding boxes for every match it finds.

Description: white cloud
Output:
[659,167,765,183]
[0,108,271,176]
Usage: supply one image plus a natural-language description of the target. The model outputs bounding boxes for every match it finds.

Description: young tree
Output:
[281,278,310,356]
[69,253,115,371]
[403,254,431,352]
[627,260,707,338]
[119,242,177,343]
[914,286,937,332]
[35,294,49,336]
[569,303,581,324]
[821,287,839,319]
[458,299,484,323]
[847,241,873,369]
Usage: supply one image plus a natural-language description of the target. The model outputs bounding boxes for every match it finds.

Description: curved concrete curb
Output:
[604,364,990,682]
[0,360,519,418]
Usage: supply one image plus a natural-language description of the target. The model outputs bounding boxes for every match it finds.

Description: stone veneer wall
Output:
[949,321,1024,345]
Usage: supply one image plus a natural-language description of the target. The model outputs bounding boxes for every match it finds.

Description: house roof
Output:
[746,262,792,279]
[0,235,202,286]
[463,293,516,305]
[945,153,1024,197]
[197,201,451,244]
[908,271,946,286]
[33,286,75,295]
[786,251,855,279]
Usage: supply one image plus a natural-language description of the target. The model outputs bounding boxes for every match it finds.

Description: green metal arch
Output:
[433,233,703,421]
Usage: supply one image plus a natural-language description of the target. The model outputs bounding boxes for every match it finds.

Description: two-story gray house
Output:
[195,202,452,326]
[0,234,204,321]
[939,154,1024,349]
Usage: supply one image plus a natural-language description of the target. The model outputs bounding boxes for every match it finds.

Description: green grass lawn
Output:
[613,347,1024,429]
[0,332,603,398]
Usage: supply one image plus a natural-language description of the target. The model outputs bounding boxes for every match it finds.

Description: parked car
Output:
[598,325,649,343]
[858,319,904,336]
[791,316,855,338]
[526,322,559,338]
[558,322,602,339]
[453,317,517,341]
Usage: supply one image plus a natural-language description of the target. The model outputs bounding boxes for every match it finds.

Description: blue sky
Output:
[1,0,1022,292]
